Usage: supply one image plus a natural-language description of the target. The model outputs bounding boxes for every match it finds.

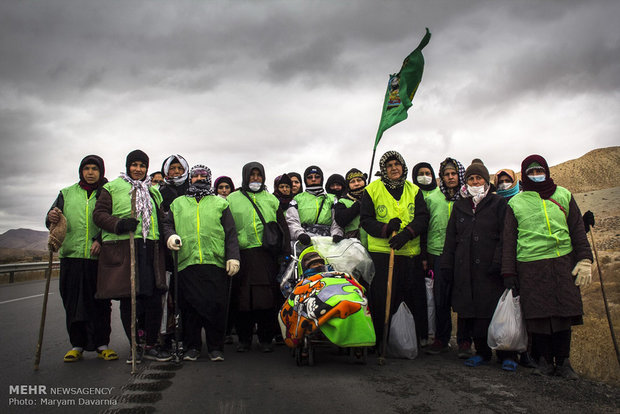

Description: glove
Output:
[298,233,311,245]
[115,218,139,234]
[167,235,182,251]
[332,235,344,244]
[385,218,402,236]
[583,210,595,233]
[572,259,592,288]
[388,230,412,250]
[226,259,240,276]
[503,275,519,295]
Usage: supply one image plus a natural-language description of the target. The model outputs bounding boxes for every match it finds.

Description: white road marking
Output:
[0,292,54,305]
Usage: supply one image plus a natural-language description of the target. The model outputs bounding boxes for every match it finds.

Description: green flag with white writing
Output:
[374,28,431,150]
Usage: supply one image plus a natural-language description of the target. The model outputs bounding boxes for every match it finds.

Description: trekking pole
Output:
[172,244,183,364]
[378,231,397,366]
[588,227,620,367]
[129,189,138,374]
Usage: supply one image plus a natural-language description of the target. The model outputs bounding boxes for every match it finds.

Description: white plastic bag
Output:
[387,302,418,359]
[425,272,436,338]
[487,289,528,352]
[311,236,375,285]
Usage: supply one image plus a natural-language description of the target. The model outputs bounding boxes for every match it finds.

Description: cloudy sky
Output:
[1,0,619,233]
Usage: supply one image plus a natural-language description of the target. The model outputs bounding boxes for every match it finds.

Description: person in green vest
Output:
[333,168,368,246]
[93,149,170,363]
[46,155,118,363]
[227,162,290,353]
[287,165,339,245]
[360,151,429,352]
[502,154,593,379]
[161,164,240,362]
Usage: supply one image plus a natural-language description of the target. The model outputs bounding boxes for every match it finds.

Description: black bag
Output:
[242,191,285,256]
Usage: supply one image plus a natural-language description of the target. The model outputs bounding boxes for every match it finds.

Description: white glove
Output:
[226,259,240,276]
[167,235,182,251]
[572,259,592,288]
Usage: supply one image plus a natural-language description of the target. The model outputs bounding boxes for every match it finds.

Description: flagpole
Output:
[368,146,377,182]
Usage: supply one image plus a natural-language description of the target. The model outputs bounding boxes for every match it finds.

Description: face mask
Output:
[467,185,485,196]
[528,175,546,183]
[248,182,262,191]
[417,175,433,185]
[498,182,512,190]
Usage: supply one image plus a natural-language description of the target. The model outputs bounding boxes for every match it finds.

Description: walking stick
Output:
[129,189,138,374]
[34,209,65,371]
[172,245,183,364]
[588,227,620,367]
[378,231,397,366]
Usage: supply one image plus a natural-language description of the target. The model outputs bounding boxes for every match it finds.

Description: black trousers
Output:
[120,293,163,347]
[235,308,278,345]
[531,329,572,363]
[461,317,517,361]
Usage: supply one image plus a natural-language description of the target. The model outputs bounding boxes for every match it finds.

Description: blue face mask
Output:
[528,174,546,183]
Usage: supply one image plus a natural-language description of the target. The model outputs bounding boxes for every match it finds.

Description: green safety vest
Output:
[101,177,162,242]
[508,186,573,262]
[294,192,335,226]
[422,187,454,256]
[170,195,228,271]
[227,190,279,250]
[337,198,368,248]
[365,180,421,256]
[59,183,100,259]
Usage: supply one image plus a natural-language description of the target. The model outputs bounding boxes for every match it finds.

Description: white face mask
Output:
[467,185,485,196]
[248,182,262,192]
[417,175,433,185]
[528,175,546,183]
[498,182,512,190]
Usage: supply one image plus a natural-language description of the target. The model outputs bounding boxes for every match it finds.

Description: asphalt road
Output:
[1,279,619,414]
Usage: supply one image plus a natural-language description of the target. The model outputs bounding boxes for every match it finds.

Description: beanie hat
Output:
[125,149,149,173]
[345,168,367,184]
[464,158,490,183]
[525,161,543,174]
[304,165,323,184]
[301,251,325,272]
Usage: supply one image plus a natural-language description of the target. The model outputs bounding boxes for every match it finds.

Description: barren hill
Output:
[0,228,48,250]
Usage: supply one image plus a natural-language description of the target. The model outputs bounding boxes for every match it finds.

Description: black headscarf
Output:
[79,154,107,192]
[125,149,149,177]
[288,172,303,194]
[326,174,346,198]
[343,168,367,201]
[273,173,293,209]
[241,161,266,193]
[411,162,437,192]
[379,151,408,190]
[521,154,557,199]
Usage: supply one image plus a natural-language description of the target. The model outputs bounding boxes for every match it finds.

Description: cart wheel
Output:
[307,343,315,366]
[295,347,302,366]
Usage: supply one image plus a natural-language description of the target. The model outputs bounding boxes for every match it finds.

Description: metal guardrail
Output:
[0,261,60,283]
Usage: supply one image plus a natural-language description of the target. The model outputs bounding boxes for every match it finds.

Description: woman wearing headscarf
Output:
[441,159,518,371]
[288,172,303,196]
[494,169,520,200]
[46,155,117,362]
[93,149,170,363]
[333,168,368,245]
[326,173,347,199]
[360,151,429,352]
[502,155,592,379]
[161,165,240,362]
[227,162,290,352]
[214,176,235,199]
[273,173,294,211]
[159,154,190,212]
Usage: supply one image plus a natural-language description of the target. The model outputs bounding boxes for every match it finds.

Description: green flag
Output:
[374,28,431,149]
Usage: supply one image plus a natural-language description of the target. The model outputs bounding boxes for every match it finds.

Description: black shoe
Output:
[125,346,143,365]
[209,350,225,362]
[260,343,273,353]
[555,360,579,380]
[236,342,251,353]
[183,348,200,361]
[143,345,172,362]
[224,335,234,345]
[519,352,537,368]
[532,357,555,376]
[425,339,450,355]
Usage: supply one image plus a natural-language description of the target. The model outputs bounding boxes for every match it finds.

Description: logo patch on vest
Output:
[377,205,388,218]
[407,203,415,218]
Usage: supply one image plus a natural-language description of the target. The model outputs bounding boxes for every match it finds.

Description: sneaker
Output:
[457,341,474,359]
[425,339,450,355]
[555,360,579,380]
[183,348,201,361]
[532,357,555,376]
[209,350,225,361]
[260,343,274,353]
[125,346,143,365]
[236,342,251,353]
[143,345,173,362]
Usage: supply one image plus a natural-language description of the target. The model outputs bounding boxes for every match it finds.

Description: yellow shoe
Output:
[63,349,83,362]
[97,349,119,361]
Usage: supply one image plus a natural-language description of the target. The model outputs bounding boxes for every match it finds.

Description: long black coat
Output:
[441,193,507,319]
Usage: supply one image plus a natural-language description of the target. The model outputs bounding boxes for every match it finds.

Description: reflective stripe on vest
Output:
[101,177,161,242]
[170,195,227,271]
[59,183,100,259]
[508,186,573,262]
[293,192,335,226]
[227,190,279,250]
[365,180,421,256]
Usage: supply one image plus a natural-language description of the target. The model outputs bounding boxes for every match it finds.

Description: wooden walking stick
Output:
[35,209,66,370]
[129,189,138,374]
[378,231,397,366]
[588,227,620,367]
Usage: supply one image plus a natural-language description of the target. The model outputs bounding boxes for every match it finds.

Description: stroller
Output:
[277,237,376,366]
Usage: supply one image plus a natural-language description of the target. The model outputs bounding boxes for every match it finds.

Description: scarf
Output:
[459,183,490,209]
[273,174,293,206]
[162,154,189,187]
[305,185,325,197]
[120,172,153,240]
[186,164,215,200]
[379,151,408,190]
[497,183,520,199]
[439,157,466,201]
[78,154,107,193]
[520,154,557,199]
[411,162,438,192]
